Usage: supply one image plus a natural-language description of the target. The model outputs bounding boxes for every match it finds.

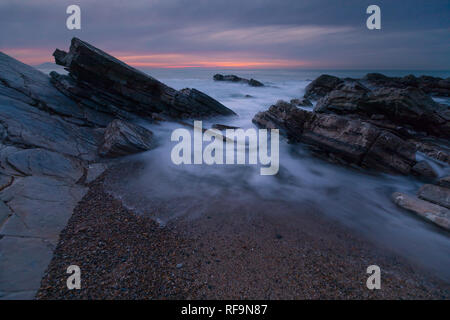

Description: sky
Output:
[0,0,449,69]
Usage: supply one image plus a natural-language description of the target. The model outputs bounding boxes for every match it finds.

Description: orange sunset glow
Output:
[0,48,310,69]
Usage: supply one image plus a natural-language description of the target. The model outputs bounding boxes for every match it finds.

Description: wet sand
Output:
[37,169,449,299]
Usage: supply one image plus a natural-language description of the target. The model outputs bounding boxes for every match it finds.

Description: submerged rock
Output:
[51,38,235,119]
[213,74,264,87]
[392,192,449,230]
[99,120,154,158]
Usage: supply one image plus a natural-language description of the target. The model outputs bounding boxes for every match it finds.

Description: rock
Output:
[0,236,57,298]
[5,148,85,183]
[364,73,450,97]
[411,161,438,179]
[437,176,450,189]
[85,163,108,184]
[99,120,154,158]
[304,74,343,100]
[51,38,235,119]
[213,74,264,87]
[0,50,104,299]
[0,176,88,239]
[361,131,417,175]
[290,98,313,107]
[417,184,450,209]
[212,124,240,130]
[0,54,104,161]
[0,201,12,227]
[392,192,449,230]
[314,80,371,114]
[253,101,417,174]
[315,84,450,138]
[409,139,450,164]
[0,52,113,128]
[0,174,13,192]
[248,79,264,87]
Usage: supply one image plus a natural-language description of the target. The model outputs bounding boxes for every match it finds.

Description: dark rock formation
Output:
[364,73,450,97]
[99,120,154,158]
[290,98,313,107]
[314,82,450,139]
[213,74,264,87]
[212,124,241,130]
[411,161,438,179]
[438,176,450,189]
[253,101,417,175]
[51,38,235,119]
[408,139,450,164]
[304,74,343,100]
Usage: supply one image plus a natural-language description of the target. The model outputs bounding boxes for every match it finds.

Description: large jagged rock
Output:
[253,101,417,174]
[213,74,264,87]
[364,73,450,97]
[315,83,450,138]
[51,38,235,119]
[304,74,343,100]
[99,120,154,158]
[0,52,114,128]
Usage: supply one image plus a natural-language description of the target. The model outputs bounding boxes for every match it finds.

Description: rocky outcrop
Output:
[253,101,417,175]
[99,120,154,158]
[51,38,235,119]
[315,83,450,138]
[364,73,450,97]
[304,74,343,100]
[213,74,264,87]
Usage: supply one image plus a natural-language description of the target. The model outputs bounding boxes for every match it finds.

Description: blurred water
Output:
[97,70,450,282]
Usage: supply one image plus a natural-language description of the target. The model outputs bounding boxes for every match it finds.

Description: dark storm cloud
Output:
[0,0,449,68]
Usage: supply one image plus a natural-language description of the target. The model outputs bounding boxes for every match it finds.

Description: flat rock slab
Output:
[85,163,108,184]
[392,192,449,230]
[0,176,87,299]
[0,176,88,239]
[0,236,56,299]
[418,184,450,209]
[6,148,85,183]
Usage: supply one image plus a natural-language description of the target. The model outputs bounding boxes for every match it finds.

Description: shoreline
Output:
[37,168,449,300]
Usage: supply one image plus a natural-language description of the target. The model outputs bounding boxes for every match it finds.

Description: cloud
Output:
[0,0,449,68]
